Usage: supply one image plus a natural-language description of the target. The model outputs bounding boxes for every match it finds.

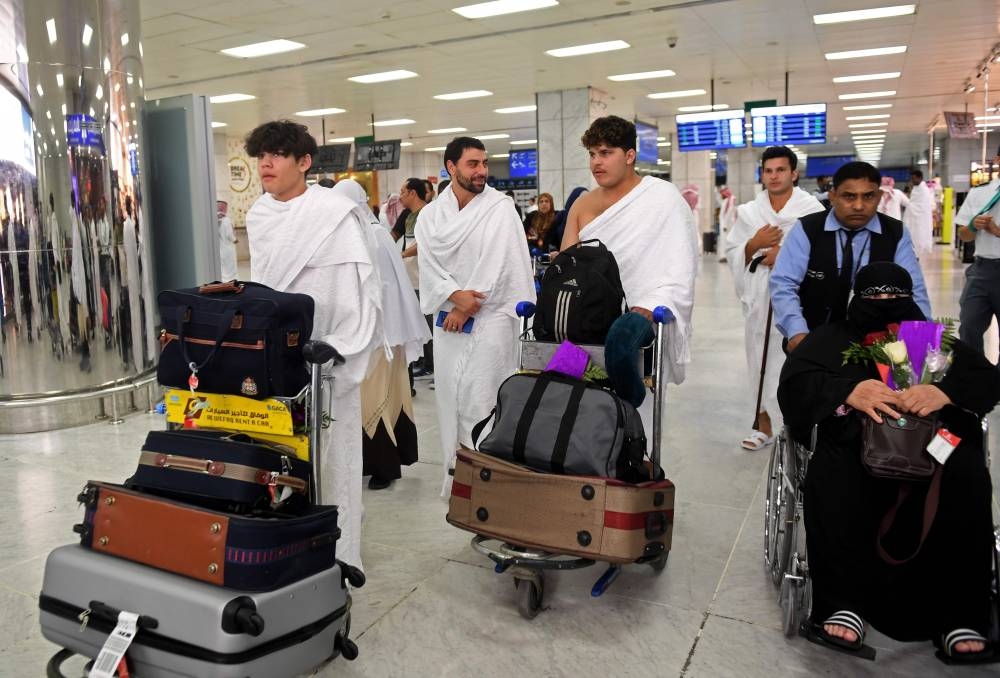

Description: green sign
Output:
[744,99,778,112]
[354,135,375,145]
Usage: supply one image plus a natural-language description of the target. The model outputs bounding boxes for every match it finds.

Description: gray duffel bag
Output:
[472,371,649,481]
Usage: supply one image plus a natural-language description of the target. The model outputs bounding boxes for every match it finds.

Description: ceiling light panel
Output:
[209,93,256,103]
[842,104,893,110]
[546,40,629,57]
[648,89,708,99]
[833,72,901,83]
[838,90,896,100]
[607,69,675,82]
[433,90,492,100]
[372,119,415,127]
[452,0,558,19]
[813,5,916,25]
[477,133,511,140]
[825,45,907,60]
[495,105,536,114]
[427,127,467,134]
[845,114,891,120]
[220,39,305,58]
[677,104,729,112]
[295,107,346,116]
[348,70,418,84]
[510,139,537,145]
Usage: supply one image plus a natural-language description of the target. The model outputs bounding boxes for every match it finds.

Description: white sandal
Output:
[740,430,774,451]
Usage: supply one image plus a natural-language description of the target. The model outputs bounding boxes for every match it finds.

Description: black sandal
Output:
[801,610,877,661]
[935,628,1000,665]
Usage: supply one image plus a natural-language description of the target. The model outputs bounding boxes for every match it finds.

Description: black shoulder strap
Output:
[512,375,553,463]
[551,383,586,474]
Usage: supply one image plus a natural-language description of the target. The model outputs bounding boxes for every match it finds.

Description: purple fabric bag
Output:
[897,321,944,380]
[544,340,590,380]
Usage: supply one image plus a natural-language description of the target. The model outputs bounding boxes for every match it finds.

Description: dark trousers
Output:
[803,421,994,641]
[959,257,1000,359]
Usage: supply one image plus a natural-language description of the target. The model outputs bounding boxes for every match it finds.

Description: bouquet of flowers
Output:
[842,319,956,390]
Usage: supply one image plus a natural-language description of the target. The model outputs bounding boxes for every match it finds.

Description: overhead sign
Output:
[944,111,978,139]
[67,113,103,149]
[311,144,351,173]
[744,99,777,112]
[354,139,401,171]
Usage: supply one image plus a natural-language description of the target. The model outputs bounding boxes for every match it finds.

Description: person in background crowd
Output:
[717,185,737,264]
[437,179,451,198]
[217,200,238,281]
[505,190,522,219]
[904,169,934,259]
[523,192,559,252]
[552,186,587,245]
[424,179,436,202]
[877,176,909,221]
[244,119,381,572]
[416,136,534,495]
[397,178,434,383]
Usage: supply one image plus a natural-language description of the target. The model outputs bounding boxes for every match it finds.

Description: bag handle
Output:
[512,374,555,463]
[551,382,586,474]
[875,466,942,566]
[199,281,245,295]
[177,305,238,375]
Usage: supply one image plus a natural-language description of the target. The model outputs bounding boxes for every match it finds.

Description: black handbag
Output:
[157,281,314,398]
[859,413,942,566]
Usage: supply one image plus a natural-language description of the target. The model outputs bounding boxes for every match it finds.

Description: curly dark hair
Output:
[580,115,636,152]
[244,120,318,160]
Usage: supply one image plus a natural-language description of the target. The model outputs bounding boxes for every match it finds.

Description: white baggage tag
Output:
[926,428,961,466]
[88,611,139,678]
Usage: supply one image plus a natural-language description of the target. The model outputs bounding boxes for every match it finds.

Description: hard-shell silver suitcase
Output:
[39,544,359,678]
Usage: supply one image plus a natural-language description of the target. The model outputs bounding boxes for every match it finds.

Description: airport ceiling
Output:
[140,0,1000,168]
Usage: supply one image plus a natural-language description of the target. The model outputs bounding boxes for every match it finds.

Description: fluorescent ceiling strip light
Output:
[477,133,510,140]
[427,127,467,133]
[328,137,355,143]
[677,104,729,112]
[46,19,57,44]
[974,115,1000,121]
[372,119,415,127]
[849,122,889,127]
[210,93,256,103]
[15,44,28,62]
[220,39,305,58]
[55,73,64,87]
[656,136,665,141]
[825,45,907,60]
[211,122,227,128]
[82,24,93,47]
[121,33,129,46]
[833,72,900,83]
[648,88,707,99]
[814,5,916,25]
[510,139,537,145]
[452,0,558,19]
[607,69,675,81]
[348,70,418,84]
[842,104,893,110]
[295,107,346,116]
[657,159,671,165]
[839,90,896,100]
[657,141,672,147]
[492,153,510,158]
[852,135,887,140]
[495,105,536,113]
[425,146,447,151]
[434,90,492,100]
[546,40,629,58]
[400,142,413,147]
[845,114,891,120]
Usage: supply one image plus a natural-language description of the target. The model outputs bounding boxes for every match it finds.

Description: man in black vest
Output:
[770,161,931,352]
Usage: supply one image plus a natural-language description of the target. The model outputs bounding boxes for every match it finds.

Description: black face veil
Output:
[846,262,925,334]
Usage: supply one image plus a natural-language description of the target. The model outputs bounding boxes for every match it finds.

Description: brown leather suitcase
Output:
[447,450,674,564]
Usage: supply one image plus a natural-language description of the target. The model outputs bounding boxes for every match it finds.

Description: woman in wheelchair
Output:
[778,262,1000,664]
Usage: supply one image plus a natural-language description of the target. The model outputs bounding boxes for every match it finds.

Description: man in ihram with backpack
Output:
[560,115,699,398]
[416,136,535,495]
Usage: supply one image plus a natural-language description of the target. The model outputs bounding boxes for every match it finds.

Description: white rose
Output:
[883,341,909,365]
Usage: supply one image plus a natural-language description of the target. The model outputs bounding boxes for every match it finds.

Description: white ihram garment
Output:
[904,181,934,258]
[247,184,381,572]
[416,184,535,495]
[724,188,824,426]
[878,188,909,221]
[218,215,238,281]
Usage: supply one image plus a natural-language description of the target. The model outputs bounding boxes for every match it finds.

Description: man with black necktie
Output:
[769,161,931,353]
[956,158,1000,358]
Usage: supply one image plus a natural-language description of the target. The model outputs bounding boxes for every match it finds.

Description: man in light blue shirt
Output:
[956,168,1000,358]
[770,161,931,352]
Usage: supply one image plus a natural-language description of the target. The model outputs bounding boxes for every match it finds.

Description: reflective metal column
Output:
[0,0,156,432]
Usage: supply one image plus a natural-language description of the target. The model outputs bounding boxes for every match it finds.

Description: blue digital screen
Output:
[66,113,103,148]
[676,110,747,151]
[878,167,911,182]
[751,103,827,147]
[805,154,855,178]
[635,119,659,164]
[509,149,537,178]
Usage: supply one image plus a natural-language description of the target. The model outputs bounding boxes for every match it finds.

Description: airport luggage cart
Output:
[44,340,364,676]
[470,302,674,619]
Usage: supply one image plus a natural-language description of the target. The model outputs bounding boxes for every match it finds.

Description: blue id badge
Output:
[436,311,474,334]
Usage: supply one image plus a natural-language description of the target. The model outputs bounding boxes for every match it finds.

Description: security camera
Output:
[667,36,678,48]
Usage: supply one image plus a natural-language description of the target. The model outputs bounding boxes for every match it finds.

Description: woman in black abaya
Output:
[778,262,1000,664]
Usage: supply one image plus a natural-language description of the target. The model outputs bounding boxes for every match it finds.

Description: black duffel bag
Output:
[472,371,649,482]
[157,281,314,398]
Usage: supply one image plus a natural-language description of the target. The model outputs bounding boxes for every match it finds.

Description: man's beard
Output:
[455,169,485,195]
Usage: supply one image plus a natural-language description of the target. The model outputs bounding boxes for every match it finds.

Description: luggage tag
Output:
[187,361,199,393]
[927,428,961,465]
[88,610,139,678]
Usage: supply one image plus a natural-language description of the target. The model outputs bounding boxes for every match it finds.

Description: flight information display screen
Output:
[675,110,747,151]
[750,103,827,146]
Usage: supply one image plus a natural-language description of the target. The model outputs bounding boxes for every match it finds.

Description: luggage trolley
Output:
[469,302,674,619]
[764,419,1000,655]
[43,340,366,677]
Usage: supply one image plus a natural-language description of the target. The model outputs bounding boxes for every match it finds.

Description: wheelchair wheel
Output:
[779,557,811,637]
[765,436,795,586]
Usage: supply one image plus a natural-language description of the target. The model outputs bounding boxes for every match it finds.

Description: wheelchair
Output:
[763,419,1000,646]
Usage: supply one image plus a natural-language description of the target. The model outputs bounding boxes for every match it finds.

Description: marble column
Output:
[536,87,606,209]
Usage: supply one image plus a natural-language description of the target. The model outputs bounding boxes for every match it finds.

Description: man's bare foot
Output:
[757,411,772,439]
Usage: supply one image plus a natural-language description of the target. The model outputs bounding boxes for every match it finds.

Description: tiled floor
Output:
[1,244,997,677]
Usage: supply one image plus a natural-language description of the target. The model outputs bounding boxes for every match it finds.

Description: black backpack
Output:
[532,239,626,345]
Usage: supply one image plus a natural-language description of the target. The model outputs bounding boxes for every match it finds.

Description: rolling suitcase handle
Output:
[303,340,346,504]
[651,306,674,472]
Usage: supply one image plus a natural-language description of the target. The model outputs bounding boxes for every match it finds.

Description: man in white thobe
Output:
[217,200,238,281]
[904,169,934,258]
[416,136,534,495]
[877,176,909,221]
[245,121,381,572]
[561,116,698,437]
[725,146,824,451]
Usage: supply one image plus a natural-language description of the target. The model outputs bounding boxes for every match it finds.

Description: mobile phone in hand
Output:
[436,311,474,334]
